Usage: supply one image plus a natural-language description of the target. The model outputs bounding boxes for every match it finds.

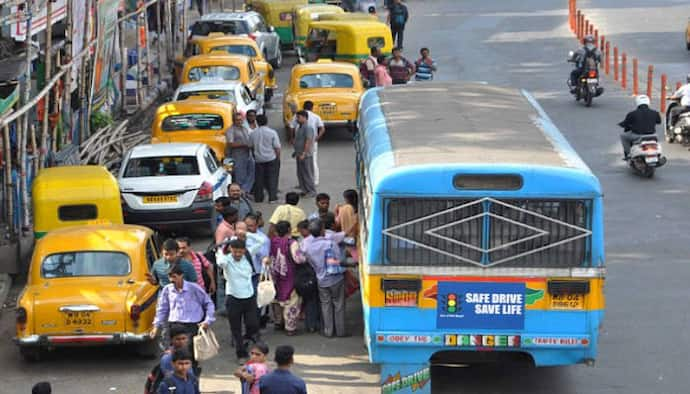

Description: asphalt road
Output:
[2,1,690,393]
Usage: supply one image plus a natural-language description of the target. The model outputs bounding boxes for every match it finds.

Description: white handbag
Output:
[193,327,219,361]
[256,269,277,308]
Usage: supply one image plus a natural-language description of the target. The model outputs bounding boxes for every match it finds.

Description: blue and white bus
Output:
[355,82,605,394]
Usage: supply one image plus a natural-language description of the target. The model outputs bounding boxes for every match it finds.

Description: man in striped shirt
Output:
[415,47,438,81]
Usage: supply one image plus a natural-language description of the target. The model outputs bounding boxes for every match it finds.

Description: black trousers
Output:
[391,27,404,48]
[225,295,259,358]
[253,159,279,202]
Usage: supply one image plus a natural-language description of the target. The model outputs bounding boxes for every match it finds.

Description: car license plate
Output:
[587,78,598,83]
[64,311,93,327]
[550,293,584,310]
[143,195,178,204]
[319,104,336,114]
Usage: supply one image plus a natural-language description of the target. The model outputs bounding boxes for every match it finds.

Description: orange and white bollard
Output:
[647,65,654,100]
[632,58,639,95]
[605,42,610,75]
[577,11,582,39]
[600,35,605,50]
[614,47,619,81]
[621,53,627,89]
[585,20,590,38]
[661,74,667,113]
[594,29,599,47]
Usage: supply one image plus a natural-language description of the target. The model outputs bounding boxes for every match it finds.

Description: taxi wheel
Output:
[19,347,42,362]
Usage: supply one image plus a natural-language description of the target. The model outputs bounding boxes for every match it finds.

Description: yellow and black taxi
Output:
[14,224,160,361]
[283,60,364,131]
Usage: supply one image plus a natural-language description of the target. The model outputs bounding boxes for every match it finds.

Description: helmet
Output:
[635,95,650,107]
[583,35,595,45]
[681,96,690,107]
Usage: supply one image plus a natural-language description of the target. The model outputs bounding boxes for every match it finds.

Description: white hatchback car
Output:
[118,143,230,232]
[173,80,264,116]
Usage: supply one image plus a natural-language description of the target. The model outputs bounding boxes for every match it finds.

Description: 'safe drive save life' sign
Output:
[437,282,526,330]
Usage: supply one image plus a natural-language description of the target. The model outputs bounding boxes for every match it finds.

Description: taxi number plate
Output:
[64,311,93,326]
[550,293,584,310]
[320,105,336,114]
[587,78,598,83]
[143,195,178,204]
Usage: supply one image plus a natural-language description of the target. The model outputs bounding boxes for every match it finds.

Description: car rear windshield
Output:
[299,73,354,89]
[188,66,241,82]
[41,252,131,278]
[161,114,224,131]
[123,156,200,177]
[177,90,236,102]
[212,44,257,57]
[191,20,248,36]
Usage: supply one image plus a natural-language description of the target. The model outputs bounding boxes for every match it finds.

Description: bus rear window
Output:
[453,174,523,190]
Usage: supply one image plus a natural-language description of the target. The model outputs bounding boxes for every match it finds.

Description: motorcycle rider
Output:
[669,74,690,126]
[569,35,602,94]
[618,95,661,160]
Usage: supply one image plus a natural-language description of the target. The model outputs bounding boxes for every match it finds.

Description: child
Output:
[415,47,438,81]
[234,342,270,394]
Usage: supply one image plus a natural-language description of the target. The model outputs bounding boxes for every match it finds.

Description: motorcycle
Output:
[664,97,690,144]
[626,135,667,178]
[567,51,604,107]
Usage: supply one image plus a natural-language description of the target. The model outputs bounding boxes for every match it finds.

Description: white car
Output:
[118,143,230,232]
[173,80,264,116]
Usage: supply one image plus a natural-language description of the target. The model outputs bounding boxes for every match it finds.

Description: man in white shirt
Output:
[670,74,690,126]
[288,101,325,185]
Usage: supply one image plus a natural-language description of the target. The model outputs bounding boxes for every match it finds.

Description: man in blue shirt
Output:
[147,239,198,287]
[259,345,307,394]
[158,349,200,394]
[217,238,259,362]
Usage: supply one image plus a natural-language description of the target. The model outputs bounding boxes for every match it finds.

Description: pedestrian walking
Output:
[288,101,324,186]
[293,111,317,197]
[214,196,231,227]
[148,239,198,287]
[32,382,51,394]
[217,238,260,363]
[259,345,307,394]
[215,206,239,245]
[246,109,259,132]
[360,47,380,87]
[158,349,200,394]
[375,56,393,87]
[251,114,281,203]
[160,324,197,377]
[386,0,409,49]
[308,193,331,220]
[234,342,270,394]
[269,192,306,238]
[415,47,438,81]
[151,265,216,353]
[226,113,255,195]
[177,237,216,295]
[270,221,302,336]
[228,183,255,221]
[302,219,347,337]
[388,47,415,85]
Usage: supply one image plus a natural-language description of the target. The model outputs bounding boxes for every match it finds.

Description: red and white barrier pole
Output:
[647,65,654,100]
[632,58,639,95]
[594,29,598,47]
[614,47,619,81]
[661,74,667,113]
[621,52,627,89]
[605,41,610,75]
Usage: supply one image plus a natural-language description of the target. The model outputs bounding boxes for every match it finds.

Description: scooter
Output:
[664,97,690,144]
[626,135,667,178]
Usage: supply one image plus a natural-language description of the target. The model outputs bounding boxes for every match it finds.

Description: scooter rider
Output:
[669,74,690,126]
[619,95,661,160]
[569,35,602,93]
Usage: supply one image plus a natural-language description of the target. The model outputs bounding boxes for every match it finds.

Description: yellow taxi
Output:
[196,35,278,101]
[180,53,266,105]
[283,60,364,131]
[14,224,160,361]
[151,100,234,160]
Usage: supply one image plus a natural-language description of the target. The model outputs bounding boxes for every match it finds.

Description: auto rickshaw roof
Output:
[33,166,120,199]
[308,20,390,34]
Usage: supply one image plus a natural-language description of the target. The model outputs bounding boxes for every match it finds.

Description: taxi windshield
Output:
[41,252,131,278]
[212,45,257,57]
[299,73,354,89]
[123,156,200,177]
[177,90,236,102]
[188,66,241,82]
[161,113,224,131]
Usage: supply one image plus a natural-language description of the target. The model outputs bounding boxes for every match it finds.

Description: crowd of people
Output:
[142,178,360,393]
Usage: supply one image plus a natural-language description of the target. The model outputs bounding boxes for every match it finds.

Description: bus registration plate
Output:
[550,293,584,310]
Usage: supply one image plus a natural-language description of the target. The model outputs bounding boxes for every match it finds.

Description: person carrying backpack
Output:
[386,0,409,49]
[158,349,200,394]
[360,47,380,88]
